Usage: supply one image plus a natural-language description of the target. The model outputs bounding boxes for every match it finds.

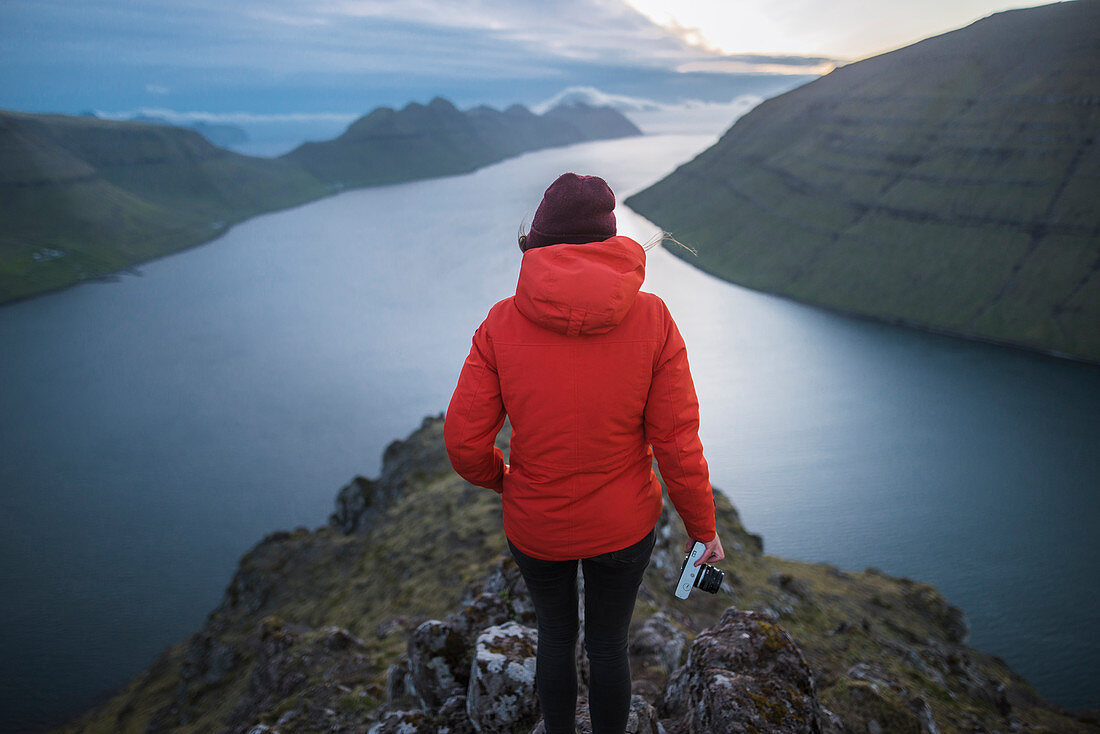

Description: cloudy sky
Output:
[0,0,1043,121]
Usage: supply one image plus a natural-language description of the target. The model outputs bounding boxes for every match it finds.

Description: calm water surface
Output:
[1,134,1098,731]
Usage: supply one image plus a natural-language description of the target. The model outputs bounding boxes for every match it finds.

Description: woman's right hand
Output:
[685,533,725,566]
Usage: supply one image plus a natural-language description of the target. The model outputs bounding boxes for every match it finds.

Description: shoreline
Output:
[665,244,1100,369]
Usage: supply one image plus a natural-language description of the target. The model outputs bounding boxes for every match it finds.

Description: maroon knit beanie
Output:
[524,173,616,250]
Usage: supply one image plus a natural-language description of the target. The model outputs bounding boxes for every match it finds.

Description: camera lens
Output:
[695,564,724,594]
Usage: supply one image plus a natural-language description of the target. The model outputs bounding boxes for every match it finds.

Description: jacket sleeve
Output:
[444,319,507,493]
[644,305,717,542]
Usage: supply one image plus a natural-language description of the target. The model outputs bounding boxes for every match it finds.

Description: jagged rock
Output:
[659,608,824,734]
[945,649,1013,715]
[223,618,376,733]
[631,612,687,676]
[376,615,412,638]
[465,557,536,626]
[819,706,846,734]
[407,619,471,711]
[221,553,278,614]
[828,675,924,733]
[768,572,810,600]
[438,694,477,734]
[846,661,901,693]
[386,659,416,705]
[840,661,946,731]
[331,415,455,534]
[629,612,687,700]
[368,709,433,734]
[330,475,383,534]
[446,593,512,643]
[908,696,941,734]
[900,580,969,644]
[623,696,664,734]
[467,622,540,733]
[180,629,238,691]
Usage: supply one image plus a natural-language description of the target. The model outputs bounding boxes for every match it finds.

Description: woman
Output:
[444,172,723,734]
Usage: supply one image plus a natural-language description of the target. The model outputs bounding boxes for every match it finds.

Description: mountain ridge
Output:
[626,0,1100,363]
[0,98,640,305]
[282,97,639,189]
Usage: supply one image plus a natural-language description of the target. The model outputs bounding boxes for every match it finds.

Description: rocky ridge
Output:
[55,416,1098,733]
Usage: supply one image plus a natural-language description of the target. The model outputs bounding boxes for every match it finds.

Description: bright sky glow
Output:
[0,0,1063,119]
[623,0,1047,59]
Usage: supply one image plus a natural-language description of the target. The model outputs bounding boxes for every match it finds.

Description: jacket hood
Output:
[514,236,645,336]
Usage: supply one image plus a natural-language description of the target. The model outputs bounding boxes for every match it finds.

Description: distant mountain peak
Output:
[285,97,640,188]
[0,97,641,303]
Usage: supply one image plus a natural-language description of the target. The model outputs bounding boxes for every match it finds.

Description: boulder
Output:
[407,619,471,710]
[659,608,824,734]
[467,622,540,733]
[438,694,478,734]
[385,659,416,706]
[331,415,455,534]
[466,557,537,626]
[629,612,687,701]
[368,709,433,734]
[221,618,377,733]
[631,612,687,676]
[447,592,513,643]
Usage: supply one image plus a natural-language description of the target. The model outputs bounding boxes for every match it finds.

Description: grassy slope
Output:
[54,417,1095,733]
[281,98,641,189]
[1,101,641,305]
[0,111,330,302]
[626,1,1100,363]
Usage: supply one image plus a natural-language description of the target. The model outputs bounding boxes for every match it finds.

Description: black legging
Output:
[508,527,655,734]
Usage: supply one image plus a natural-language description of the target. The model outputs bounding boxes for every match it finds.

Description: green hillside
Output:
[627,0,1100,362]
[0,111,330,302]
[1,100,640,304]
[282,97,640,188]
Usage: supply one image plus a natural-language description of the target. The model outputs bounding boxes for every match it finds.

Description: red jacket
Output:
[444,236,716,561]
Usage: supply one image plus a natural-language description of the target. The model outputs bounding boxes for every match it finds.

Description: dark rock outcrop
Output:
[660,608,826,733]
[407,620,471,711]
[467,622,540,733]
[54,416,1098,734]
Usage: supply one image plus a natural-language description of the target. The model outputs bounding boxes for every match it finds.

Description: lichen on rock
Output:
[467,622,539,733]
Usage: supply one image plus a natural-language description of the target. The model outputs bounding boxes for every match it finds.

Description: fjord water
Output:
[1,134,1098,730]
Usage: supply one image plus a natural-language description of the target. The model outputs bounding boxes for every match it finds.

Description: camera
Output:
[675,541,724,599]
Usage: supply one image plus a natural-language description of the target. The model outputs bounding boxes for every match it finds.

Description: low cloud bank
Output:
[94,108,360,156]
[94,87,770,156]
[535,86,764,136]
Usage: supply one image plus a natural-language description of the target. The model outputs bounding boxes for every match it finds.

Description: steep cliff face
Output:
[54,416,1095,733]
[282,98,641,189]
[627,1,1100,362]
